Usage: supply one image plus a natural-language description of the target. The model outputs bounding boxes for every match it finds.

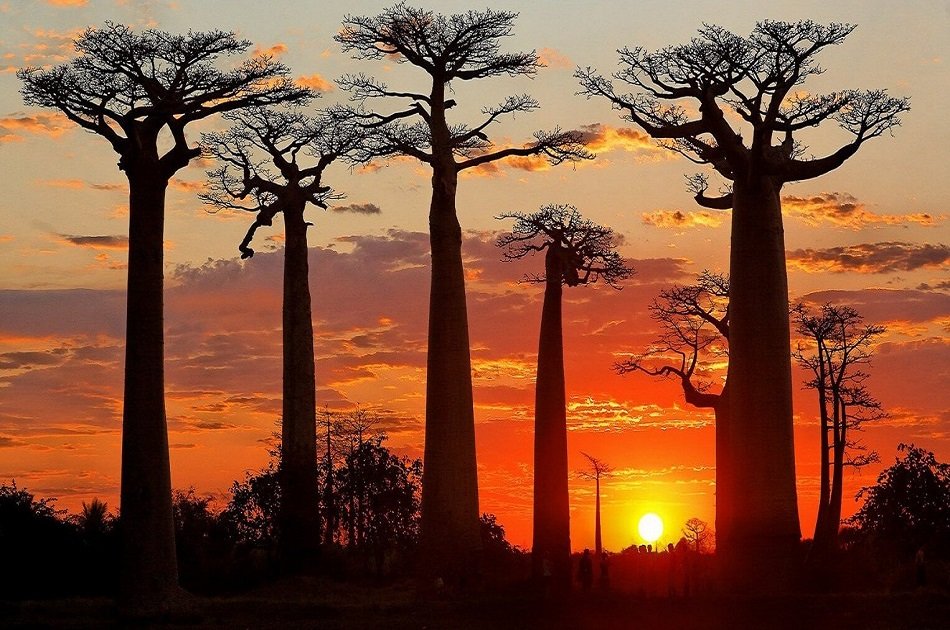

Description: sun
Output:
[638,513,664,544]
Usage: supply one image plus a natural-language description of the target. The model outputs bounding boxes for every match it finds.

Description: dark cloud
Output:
[59,234,129,249]
[332,202,382,215]
[787,242,949,273]
[797,288,950,324]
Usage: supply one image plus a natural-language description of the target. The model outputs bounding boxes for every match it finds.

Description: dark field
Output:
[3,579,949,629]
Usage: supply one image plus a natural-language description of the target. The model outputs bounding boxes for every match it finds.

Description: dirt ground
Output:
[3,579,949,629]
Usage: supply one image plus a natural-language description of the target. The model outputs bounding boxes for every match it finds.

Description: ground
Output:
[2,578,949,629]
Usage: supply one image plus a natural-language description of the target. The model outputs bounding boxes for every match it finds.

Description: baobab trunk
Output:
[531,248,571,588]
[119,167,178,610]
[812,378,832,556]
[723,175,801,590]
[713,386,733,554]
[594,476,602,558]
[419,160,481,581]
[278,201,320,568]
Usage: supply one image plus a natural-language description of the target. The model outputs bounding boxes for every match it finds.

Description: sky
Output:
[0,0,948,552]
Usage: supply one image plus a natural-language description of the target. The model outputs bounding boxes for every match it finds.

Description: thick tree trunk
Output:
[278,202,320,569]
[119,171,179,612]
[419,161,481,583]
[713,385,733,554]
[722,176,801,591]
[531,256,571,589]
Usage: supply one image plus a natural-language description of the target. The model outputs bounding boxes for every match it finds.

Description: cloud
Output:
[169,179,206,193]
[574,123,661,156]
[57,234,129,250]
[641,209,726,229]
[252,43,287,58]
[538,47,572,69]
[38,179,123,191]
[797,288,950,325]
[783,192,942,229]
[787,242,949,273]
[332,202,381,215]
[45,0,88,5]
[0,112,72,143]
[296,74,334,92]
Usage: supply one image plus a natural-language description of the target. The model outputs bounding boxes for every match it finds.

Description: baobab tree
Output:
[18,24,309,611]
[578,21,909,588]
[793,303,885,557]
[682,517,712,553]
[578,452,612,561]
[497,205,631,587]
[614,272,734,547]
[336,3,590,580]
[201,107,364,569]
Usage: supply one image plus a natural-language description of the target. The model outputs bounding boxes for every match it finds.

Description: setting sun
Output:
[638,513,664,544]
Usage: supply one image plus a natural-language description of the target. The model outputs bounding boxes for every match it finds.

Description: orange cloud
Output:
[574,123,665,158]
[296,74,334,92]
[44,0,88,5]
[641,209,726,229]
[783,192,943,229]
[252,43,287,58]
[0,112,72,143]
[538,47,572,69]
[37,178,122,190]
[169,179,206,193]
[788,241,950,273]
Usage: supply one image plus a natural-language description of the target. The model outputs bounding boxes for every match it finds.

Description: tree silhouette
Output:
[335,3,590,581]
[497,204,631,588]
[18,23,309,611]
[578,453,612,560]
[682,517,711,553]
[578,21,909,589]
[614,272,734,547]
[849,444,950,554]
[201,107,364,569]
[793,304,885,557]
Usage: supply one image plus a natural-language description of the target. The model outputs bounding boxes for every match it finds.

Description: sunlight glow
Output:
[638,512,663,544]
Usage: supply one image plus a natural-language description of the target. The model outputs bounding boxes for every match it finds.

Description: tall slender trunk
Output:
[278,202,320,568]
[323,413,335,546]
[723,175,801,591]
[826,396,847,549]
[812,356,833,556]
[119,170,178,611]
[531,252,571,588]
[419,157,481,581]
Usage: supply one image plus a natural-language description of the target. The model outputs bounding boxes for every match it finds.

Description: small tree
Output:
[578,453,612,560]
[849,444,950,555]
[794,304,885,556]
[497,205,631,587]
[336,3,590,581]
[202,107,365,569]
[579,20,909,589]
[614,272,733,544]
[18,23,309,610]
[682,517,712,553]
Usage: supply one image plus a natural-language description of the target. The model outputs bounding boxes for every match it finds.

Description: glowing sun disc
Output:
[638,513,663,543]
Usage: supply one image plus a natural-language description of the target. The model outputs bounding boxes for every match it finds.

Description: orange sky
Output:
[0,1,948,552]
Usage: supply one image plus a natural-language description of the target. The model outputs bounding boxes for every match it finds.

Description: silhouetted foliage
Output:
[850,445,950,556]
[682,517,712,554]
[222,462,281,548]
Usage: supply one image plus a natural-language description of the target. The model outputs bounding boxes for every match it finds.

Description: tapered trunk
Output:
[323,417,336,546]
[419,158,481,582]
[825,397,847,549]
[531,258,571,588]
[119,169,178,611]
[713,385,733,554]
[812,368,833,557]
[278,202,320,569]
[722,175,801,591]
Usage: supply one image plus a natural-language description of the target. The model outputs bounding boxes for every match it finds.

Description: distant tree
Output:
[336,3,590,580]
[222,462,281,548]
[579,20,909,589]
[497,205,631,587]
[202,107,365,569]
[849,444,950,555]
[336,435,422,572]
[75,498,114,541]
[578,453,612,560]
[682,517,712,553]
[793,303,886,557]
[18,23,310,610]
[614,272,733,544]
